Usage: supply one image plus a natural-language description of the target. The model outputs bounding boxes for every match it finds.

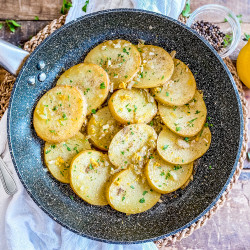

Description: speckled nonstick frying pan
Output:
[5,9,243,243]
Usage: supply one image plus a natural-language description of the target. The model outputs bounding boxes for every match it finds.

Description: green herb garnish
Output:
[82,0,89,12]
[182,0,191,17]
[5,20,21,33]
[100,82,106,89]
[61,0,72,14]
[162,145,169,150]
[139,198,145,203]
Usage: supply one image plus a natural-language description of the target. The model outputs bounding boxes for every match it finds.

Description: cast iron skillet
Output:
[7,9,243,244]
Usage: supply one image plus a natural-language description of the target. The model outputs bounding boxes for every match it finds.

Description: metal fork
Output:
[0,156,17,195]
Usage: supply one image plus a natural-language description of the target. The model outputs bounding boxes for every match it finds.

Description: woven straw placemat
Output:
[0,15,248,248]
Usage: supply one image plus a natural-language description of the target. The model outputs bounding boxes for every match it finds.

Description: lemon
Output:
[237,40,250,88]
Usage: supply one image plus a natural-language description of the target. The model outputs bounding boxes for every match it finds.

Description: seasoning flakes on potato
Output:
[132,45,174,88]
[159,90,207,137]
[70,150,113,206]
[108,88,157,124]
[108,124,157,173]
[44,132,91,183]
[106,169,160,214]
[87,106,122,151]
[56,63,109,115]
[151,59,196,106]
[33,86,87,143]
[145,152,193,194]
[157,126,211,165]
[84,40,141,90]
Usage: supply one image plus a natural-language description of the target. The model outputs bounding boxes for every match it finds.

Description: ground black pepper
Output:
[191,20,227,52]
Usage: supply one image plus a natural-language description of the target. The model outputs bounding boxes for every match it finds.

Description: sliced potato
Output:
[145,152,193,194]
[108,89,157,124]
[108,124,157,173]
[70,150,112,206]
[159,90,207,137]
[44,132,91,183]
[132,45,174,88]
[33,86,86,143]
[84,40,141,90]
[87,106,122,151]
[56,63,109,115]
[106,168,160,214]
[157,126,211,165]
[151,59,196,106]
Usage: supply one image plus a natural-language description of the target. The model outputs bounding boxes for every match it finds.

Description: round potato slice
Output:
[159,90,207,137]
[44,132,91,183]
[108,89,157,124]
[56,63,109,115]
[106,169,161,214]
[84,40,141,90]
[87,106,122,151]
[157,126,211,165]
[145,152,193,194]
[70,150,112,206]
[151,59,196,106]
[132,45,174,88]
[108,124,157,173]
[33,86,86,143]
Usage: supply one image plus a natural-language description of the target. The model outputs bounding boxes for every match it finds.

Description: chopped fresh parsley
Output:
[195,110,200,114]
[51,144,56,149]
[130,185,135,189]
[121,151,125,155]
[63,143,71,151]
[184,137,189,142]
[139,198,145,203]
[174,165,182,170]
[166,92,169,96]
[45,150,51,154]
[123,48,129,55]
[34,16,39,21]
[244,33,250,41]
[100,82,106,89]
[62,113,67,120]
[160,171,165,176]
[61,0,72,14]
[143,191,148,196]
[162,145,169,150]
[5,20,21,33]
[176,127,181,131]
[70,195,74,200]
[82,0,89,12]
[91,109,96,114]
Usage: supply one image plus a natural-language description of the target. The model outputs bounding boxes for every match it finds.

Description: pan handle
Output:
[0,39,29,76]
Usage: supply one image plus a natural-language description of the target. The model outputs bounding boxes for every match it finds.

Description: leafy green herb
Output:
[188,118,197,127]
[165,172,171,180]
[52,106,58,111]
[91,109,96,114]
[160,172,165,176]
[223,33,233,47]
[60,171,64,176]
[127,108,132,112]
[236,14,243,23]
[149,155,154,159]
[62,113,67,120]
[125,75,128,78]
[100,82,106,89]
[143,191,148,196]
[184,137,189,142]
[195,110,200,114]
[121,151,125,155]
[209,165,212,169]
[162,145,169,150]
[0,23,3,30]
[149,121,154,126]
[176,127,181,131]
[166,92,169,96]
[123,48,129,55]
[130,185,135,189]
[161,75,164,80]
[6,20,21,33]
[139,198,145,203]
[70,195,74,200]
[73,146,79,154]
[61,0,72,14]
[122,196,125,201]
[63,143,71,151]
[182,0,191,17]
[45,150,51,154]
[49,130,55,133]
[84,88,90,95]
[131,131,134,135]
[34,16,39,21]
[51,144,56,149]
[174,165,182,170]
[134,105,137,112]
[82,0,89,12]
[244,33,250,41]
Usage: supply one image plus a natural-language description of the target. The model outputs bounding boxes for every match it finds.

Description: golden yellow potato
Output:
[108,89,157,124]
[158,90,207,137]
[151,59,196,106]
[145,152,193,193]
[70,150,113,206]
[33,86,86,143]
[157,126,211,165]
[108,124,157,173]
[56,63,109,115]
[87,106,122,151]
[132,45,174,88]
[84,40,141,90]
[106,169,161,214]
[44,132,91,183]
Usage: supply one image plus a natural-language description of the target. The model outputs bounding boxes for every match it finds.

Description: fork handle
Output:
[0,157,17,195]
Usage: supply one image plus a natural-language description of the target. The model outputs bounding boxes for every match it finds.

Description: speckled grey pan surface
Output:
[7,9,243,244]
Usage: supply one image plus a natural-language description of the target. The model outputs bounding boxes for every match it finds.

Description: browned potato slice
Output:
[70,150,112,206]
[33,86,86,143]
[151,59,196,106]
[145,152,193,194]
[56,63,109,115]
[106,169,161,214]
[158,90,207,137]
[132,45,174,88]
[84,40,141,90]
[108,124,157,173]
[87,106,122,151]
[108,89,157,124]
[157,126,211,165]
[44,132,91,183]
